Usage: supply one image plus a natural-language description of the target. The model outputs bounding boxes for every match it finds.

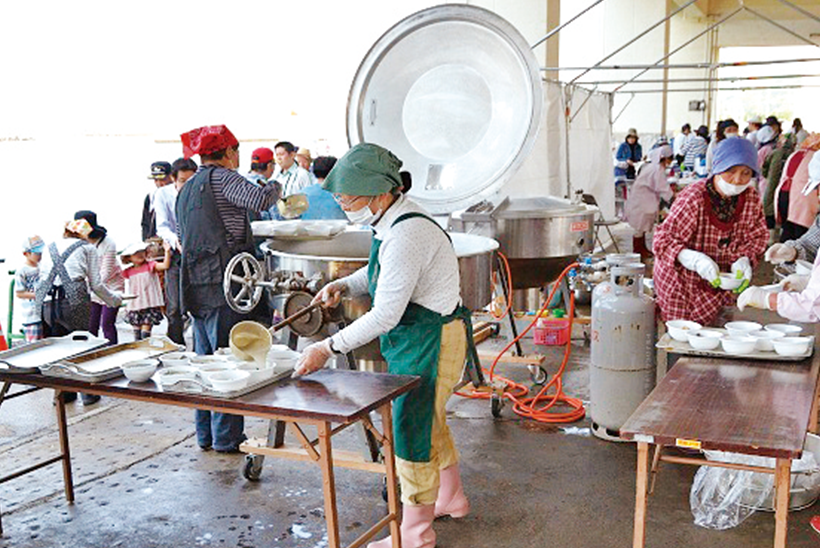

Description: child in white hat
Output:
[120,241,171,341]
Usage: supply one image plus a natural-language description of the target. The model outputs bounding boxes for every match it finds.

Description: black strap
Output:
[391,212,452,243]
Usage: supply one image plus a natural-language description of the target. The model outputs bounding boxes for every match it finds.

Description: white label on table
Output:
[633,434,654,444]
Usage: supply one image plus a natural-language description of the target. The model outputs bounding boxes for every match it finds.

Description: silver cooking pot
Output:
[260,229,498,312]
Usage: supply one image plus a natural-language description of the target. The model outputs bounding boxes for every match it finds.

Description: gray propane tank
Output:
[591,253,640,305]
[590,262,656,441]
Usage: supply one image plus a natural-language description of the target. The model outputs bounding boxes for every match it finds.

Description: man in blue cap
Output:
[293,143,475,548]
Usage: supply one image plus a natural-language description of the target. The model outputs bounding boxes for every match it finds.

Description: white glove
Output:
[782,274,810,292]
[677,249,721,288]
[311,280,347,308]
[737,286,772,311]
[293,339,334,377]
[764,243,797,265]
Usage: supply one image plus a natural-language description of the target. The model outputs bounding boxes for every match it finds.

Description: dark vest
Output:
[176,166,254,315]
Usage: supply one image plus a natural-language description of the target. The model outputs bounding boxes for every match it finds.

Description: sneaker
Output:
[81,394,101,405]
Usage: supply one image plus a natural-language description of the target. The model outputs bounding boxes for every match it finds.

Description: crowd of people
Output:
[618,115,816,261]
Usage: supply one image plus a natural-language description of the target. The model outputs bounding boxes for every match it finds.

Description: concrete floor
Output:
[1,226,818,548]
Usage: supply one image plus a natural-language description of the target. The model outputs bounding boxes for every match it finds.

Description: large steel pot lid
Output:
[492,197,592,219]
[346,5,542,215]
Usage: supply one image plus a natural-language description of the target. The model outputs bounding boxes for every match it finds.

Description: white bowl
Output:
[190,355,229,367]
[796,259,813,276]
[771,336,813,357]
[207,370,250,392]
[198,362,237,378]
[121,359,159,382]
[721,336,757,355]
[159,351,195,367]
[666,320,702,342]
[718,273,743,291]
[235,361,275,384]
[748,330,786,352]
[268,344,297,359]
[687,329,723,350]
[724,321,762,337]
[765,323,804,337]
[156,365,198,385]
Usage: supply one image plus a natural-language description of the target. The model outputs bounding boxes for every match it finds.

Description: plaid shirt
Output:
[653,179,768,325]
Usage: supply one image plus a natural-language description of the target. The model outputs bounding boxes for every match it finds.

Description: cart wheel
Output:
[529,365,548,385]
[242,455,263,481]
[491,393,503,418]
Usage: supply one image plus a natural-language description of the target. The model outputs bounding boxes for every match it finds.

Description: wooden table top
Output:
[622,309,820,459]
[0,368,420,424]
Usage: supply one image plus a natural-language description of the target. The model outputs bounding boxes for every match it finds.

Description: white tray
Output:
[42,337,183,383]
[0,332,108,373]
[657,330,814,362]
[158,366,293,399]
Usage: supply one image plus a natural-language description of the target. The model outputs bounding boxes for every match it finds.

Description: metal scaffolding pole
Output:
[775,0,820,25]
[542,57,820,71]
[530,0,606,50]
[743,6,820,48]
[612,7,742,93]
[568,0,699,85]
[614,84,820,94]
[576,73,820,85]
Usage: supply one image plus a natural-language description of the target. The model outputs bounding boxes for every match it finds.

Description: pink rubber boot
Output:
[368,504,436,548]
[434,464,470,519]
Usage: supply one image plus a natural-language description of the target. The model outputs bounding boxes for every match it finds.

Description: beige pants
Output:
[395,320,467,505]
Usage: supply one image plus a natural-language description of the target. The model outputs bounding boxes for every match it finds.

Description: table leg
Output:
[55,390,74,503]
[317,421,340,548]
[810,378,820,434]
[378,404,402,548]
[774,458,792,548]
[633,442,650,548]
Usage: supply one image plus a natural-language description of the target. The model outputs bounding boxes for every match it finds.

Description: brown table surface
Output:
[622,309,820,459]
[0,368,421,424]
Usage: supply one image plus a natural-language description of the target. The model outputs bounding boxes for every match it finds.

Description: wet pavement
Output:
[1,236,819,547]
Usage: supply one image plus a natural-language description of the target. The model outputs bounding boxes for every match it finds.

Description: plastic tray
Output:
[157,366,294,399]
[41,336,183,383]
[0,332,109,373]
[657,330,814,362]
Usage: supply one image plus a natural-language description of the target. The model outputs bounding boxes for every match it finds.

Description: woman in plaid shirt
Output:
[654,138,768,326]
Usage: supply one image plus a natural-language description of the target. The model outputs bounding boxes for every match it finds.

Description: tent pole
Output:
[661,0,672,137]
[775,0,820,25]
[542,57,820,71]
[568,0,699,85]
[613,84,820,93]
[743,6,820,48]
[575,73,820,85]
[530,0,605,50]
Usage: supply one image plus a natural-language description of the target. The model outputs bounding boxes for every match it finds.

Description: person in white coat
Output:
[624,144,674,260]
[739,153,820,318]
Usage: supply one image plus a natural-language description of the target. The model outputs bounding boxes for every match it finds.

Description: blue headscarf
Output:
[710,137,759,177]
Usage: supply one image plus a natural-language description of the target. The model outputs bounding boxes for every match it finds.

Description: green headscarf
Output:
[322,143,403,196]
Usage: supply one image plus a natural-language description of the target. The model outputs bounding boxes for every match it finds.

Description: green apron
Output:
[369,212,477,462]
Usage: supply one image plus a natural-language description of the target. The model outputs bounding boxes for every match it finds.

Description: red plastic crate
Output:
[534,318,570,346]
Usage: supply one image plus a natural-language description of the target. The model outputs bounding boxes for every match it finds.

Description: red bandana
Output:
[180,125,239,159]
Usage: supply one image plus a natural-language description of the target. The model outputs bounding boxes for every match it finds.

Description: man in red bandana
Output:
[176,125,281,452]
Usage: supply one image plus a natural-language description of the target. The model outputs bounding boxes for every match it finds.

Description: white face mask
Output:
[715,175,749,197]
[344,197,382,225]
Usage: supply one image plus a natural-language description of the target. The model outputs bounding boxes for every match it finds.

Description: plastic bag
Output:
[691,450,820,529]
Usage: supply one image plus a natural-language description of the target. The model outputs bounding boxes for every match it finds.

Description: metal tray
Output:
[657,331,814,362]
[41,336,183,383]
[0,332,109,373]
[158,367,294,399]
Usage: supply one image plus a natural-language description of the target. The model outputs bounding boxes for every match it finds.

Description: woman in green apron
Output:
[294,143,471,548]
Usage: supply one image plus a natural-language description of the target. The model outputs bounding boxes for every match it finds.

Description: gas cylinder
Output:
[590,262,655,441]
[591,253,641,305]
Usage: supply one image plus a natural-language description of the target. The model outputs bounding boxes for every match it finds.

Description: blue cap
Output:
[710,137,759,178]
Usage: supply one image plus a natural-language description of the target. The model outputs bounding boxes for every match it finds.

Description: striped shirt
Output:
[190,165,281,248]
[681,135,708,169]
[91,235,125,305]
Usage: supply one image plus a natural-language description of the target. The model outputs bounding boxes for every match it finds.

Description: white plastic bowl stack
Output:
[267,344,300,371]
[666,320,702,342]
[765,324,804,337]
[159,351,196,367]
[156,365,198,386]
[687,329,723,351]
[724,321,762,338]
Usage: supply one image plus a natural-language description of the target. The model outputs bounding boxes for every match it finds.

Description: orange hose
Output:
[489,252,513,320]
[458,262,585,424]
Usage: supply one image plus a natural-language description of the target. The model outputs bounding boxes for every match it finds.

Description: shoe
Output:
[368,504,436,548]
[811,515,820,536]
[434,464,470,519]
[198,444,212,451]
[62,392,78,403]
[81,394,101,405]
